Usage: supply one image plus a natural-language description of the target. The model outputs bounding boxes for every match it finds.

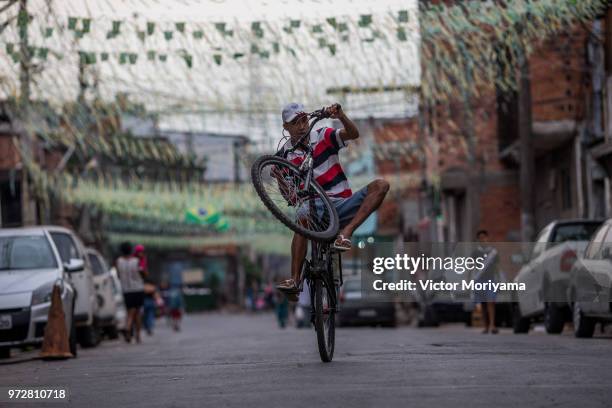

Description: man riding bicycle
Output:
[276,102,390,293]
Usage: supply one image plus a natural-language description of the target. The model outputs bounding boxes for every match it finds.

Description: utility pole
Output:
[18,0,30,104]
[78,54,87,104]
[518,48,535,242]
[18,0,37,225]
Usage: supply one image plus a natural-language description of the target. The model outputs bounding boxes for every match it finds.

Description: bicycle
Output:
[251,106,344,362]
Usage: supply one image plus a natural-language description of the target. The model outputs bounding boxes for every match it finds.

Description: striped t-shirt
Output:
[282,127,352,199]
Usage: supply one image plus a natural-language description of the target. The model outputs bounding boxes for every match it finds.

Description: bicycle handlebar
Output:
[308,103,341,120]
[275,104,342,157]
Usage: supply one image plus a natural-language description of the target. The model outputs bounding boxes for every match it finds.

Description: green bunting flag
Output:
[37,47,49,60]
[68,17,77,30]
[397,27,407,42]
[82,18,91,33]
[359,14,372,27]
[252,21,264,38]
[182,53,193,68]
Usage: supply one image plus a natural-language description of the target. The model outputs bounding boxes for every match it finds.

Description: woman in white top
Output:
[115,242,146,343]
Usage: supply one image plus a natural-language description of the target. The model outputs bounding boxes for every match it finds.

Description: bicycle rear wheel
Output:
[314,277,335,362]
[251,155,339,242]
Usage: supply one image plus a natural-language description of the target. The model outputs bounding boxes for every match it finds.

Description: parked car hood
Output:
[0,269,60,295]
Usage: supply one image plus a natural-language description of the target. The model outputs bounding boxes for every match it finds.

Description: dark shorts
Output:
[124,291,145,309]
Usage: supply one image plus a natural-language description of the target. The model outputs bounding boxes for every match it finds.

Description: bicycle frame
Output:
[275,109,328,195]
[295,239,343,318]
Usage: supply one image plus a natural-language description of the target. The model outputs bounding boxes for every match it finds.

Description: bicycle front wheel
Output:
[314,278,335,362]
[251,155,339,242]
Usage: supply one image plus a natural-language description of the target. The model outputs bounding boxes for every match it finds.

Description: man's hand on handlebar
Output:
[324,103,344,119]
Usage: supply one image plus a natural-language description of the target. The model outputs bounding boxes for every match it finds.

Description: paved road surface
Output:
[1,313,611,408]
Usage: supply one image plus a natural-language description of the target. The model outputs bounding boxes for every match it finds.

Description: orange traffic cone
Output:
[39,284,73,360]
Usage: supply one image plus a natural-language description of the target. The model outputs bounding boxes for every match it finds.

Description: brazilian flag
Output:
[185,206,220,225]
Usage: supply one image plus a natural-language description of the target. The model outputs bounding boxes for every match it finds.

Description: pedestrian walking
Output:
[275,291,289,329]
[472,230,500,334]
[115,241,145,343]
[295,281,311,328]
[167,285,184,332]
[135,245,156,336]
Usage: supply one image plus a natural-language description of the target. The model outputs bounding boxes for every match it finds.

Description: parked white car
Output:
[46,226,100,347]
[109,267,127,335]
[85,248,119,339]
[0,227,77,358]
[513,219,603,334]
[567,218,612,338]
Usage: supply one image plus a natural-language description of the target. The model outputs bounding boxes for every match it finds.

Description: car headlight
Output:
[31,281,61,306]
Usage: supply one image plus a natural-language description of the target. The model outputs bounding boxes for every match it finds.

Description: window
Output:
[584,226,609,260]
[531,225,552,260]
[50,232,80,263]
[551,222,602,244]
[599,226,612,260]
[0,235,57,270]
[87,253,106,276]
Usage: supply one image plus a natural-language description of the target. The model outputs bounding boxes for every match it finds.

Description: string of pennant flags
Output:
[4,9,416,69]
[2,0,604,104]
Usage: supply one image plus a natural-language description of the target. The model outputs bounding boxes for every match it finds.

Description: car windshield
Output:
[0,235,58,270]
[551,222,602,243]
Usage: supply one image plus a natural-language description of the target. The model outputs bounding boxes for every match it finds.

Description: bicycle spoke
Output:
[258,161,334,235]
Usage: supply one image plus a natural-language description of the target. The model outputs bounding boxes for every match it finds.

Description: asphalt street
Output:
[1,312,611,408]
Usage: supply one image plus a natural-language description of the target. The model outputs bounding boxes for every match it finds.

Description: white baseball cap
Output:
[281,102,305,123]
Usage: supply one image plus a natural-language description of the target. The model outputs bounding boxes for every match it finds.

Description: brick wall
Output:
[0,134,20,170]
[478,183,521,242]
[530,26,590,123]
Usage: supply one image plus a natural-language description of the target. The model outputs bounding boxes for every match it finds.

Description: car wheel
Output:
[418,306,439,327]
[77,325,100,348]
[544,303,565,334]
[106,325,119,340]
[512,304,530,334]
[573,303,595,338]
[464,312,473,327]
[0,347,10,359]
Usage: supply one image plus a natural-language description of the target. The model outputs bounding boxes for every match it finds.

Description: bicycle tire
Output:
[314,278,335,362]
[251,155,340,242]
